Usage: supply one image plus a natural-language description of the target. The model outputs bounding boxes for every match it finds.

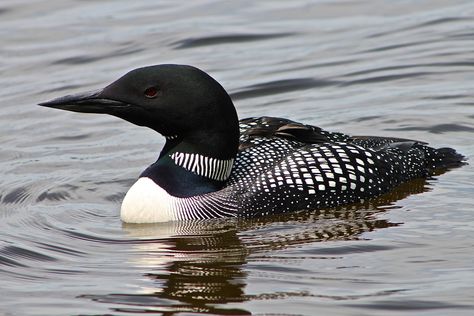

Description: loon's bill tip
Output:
[38,89,128,112]
[39,89,99,105]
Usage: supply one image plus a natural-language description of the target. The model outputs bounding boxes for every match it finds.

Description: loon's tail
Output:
[425,147,467,171]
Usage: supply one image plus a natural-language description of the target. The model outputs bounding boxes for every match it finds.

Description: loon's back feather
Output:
[212,117,465,219]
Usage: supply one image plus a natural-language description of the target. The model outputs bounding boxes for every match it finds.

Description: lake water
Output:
[1,1,473,315]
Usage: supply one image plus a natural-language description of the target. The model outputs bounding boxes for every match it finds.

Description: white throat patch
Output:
[121,177,177,223]
[170,152,234,181]
[120,177,238,223]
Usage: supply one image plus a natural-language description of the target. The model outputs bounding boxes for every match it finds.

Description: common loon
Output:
[39,64,465,223]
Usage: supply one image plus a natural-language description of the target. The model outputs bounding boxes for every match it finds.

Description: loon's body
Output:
[39,64,465,223]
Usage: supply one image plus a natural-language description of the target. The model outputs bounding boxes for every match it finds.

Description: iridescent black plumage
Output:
[222,116,464,219]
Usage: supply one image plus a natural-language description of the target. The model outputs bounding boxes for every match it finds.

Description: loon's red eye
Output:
[144,87,159,98]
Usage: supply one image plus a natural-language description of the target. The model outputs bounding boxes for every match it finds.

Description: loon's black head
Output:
[39,64,239,159]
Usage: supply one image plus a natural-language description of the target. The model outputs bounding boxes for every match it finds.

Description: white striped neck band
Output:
[170,152,234,181]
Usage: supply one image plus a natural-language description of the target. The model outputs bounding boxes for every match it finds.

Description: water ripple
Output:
[34,241,86,257]
[2,187,30,204]
[173,33,295,49]
[52,47,144,65]
[1,0,474,315]
[361,40,437,53]
[345,299,471,311]
[384,123,474,134]
[36,190,71,202]
[340,72,432,86]
[368,17,471,38]
[344,62,474,77]
[0,245,56,265]
[0,255,27,267]
[230,78,340,100]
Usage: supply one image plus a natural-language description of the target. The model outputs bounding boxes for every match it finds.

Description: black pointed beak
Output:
[38,89,129,113]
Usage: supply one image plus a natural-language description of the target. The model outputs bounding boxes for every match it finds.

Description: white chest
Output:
[120,177,178,223]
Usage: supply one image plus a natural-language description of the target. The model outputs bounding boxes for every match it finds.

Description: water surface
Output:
[1,1,473,315]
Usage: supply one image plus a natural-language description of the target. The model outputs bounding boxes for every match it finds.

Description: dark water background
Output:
[1,1,474,315]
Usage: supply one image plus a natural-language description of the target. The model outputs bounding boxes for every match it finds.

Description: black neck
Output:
[142,127,239,197]
[140,158,224,198]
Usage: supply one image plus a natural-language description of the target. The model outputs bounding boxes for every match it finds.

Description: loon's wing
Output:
[239,117,333,151]
[239,116,448,156]
[239,117,431,151]
[348,135,428,149]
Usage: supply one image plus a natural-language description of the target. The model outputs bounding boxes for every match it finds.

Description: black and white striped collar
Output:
[170,151,234,181]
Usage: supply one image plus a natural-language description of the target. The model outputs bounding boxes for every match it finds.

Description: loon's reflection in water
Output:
[82,178,429,314]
